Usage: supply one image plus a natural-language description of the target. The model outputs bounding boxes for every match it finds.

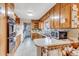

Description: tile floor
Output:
[14,37,37,56]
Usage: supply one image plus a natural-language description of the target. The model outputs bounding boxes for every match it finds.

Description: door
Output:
[23,23,31,40]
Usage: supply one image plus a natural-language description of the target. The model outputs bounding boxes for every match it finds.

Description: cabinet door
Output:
[39,21,44,29]
[53,4,60,29]
[60,4,71,28]
[50,8,54,29]
[50,18,54,29]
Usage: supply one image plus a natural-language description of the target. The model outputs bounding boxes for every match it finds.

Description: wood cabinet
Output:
[50,7,54,29]
[32,20,44,30]
[60,4,71,28]
[32,33,45,40]
[53,4,60,28]
[48,3,71,29]
[39,21,44,29]
[32,20,39,29]
[50,18,54,29]
[38,3,79,29]
[50,4,71,29]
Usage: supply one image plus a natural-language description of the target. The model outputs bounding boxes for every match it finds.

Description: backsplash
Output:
[68,29,79,40]
[50,29,79,40]
[51,29,59,39]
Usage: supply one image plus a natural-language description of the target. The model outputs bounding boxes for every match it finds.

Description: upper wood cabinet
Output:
[32,20,39,29]
[39,21,44,29]
[50,8,54,29]
[60,4,71,28]
[32,20,44,30]
[39,3,79,29]
[50,3,71,29]
[50,18,54,29]
[53,4,60,29]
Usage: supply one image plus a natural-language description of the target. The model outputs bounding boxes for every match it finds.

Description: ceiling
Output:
[14,3,56,20]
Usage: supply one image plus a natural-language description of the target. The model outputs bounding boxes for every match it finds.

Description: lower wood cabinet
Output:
[32,33,45,40]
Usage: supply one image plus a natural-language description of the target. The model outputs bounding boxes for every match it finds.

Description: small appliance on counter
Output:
[59,31,67,39]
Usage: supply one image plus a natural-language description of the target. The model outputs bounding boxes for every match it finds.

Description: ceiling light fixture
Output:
[27,9,33,16]
[27,13,33,16]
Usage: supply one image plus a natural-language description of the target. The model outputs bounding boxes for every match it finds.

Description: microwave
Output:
[59,31,67,39]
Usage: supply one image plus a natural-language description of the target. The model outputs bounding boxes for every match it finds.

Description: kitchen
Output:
[0,3,79,56]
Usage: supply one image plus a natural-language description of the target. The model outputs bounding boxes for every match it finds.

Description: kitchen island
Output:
[33,36,79,56]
